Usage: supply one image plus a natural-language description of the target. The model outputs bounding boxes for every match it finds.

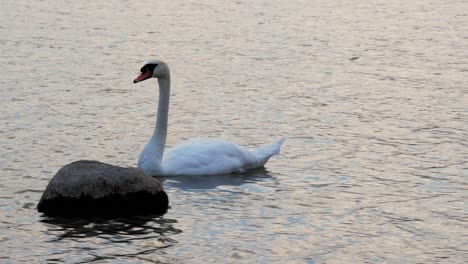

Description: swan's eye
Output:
[140,64,158,73]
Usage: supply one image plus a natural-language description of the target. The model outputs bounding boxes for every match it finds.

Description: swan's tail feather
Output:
[276,136,287,147]
[251,137,287,166]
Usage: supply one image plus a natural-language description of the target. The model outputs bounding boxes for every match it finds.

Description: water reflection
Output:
[160,168,278,191]
[41,215,181,241]
[39,215,181,262]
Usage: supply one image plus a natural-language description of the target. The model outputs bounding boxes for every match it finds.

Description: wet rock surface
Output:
[38,160,169,216]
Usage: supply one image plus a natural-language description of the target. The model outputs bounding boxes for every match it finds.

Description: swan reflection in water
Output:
[159,168,279,191]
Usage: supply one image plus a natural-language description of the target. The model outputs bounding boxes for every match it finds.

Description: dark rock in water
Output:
[37,160,169,217]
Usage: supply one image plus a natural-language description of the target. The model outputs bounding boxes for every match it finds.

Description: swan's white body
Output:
[139,137,286,176]
[134,60,285,176]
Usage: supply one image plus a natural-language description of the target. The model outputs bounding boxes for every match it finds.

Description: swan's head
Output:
[133,60,169,83]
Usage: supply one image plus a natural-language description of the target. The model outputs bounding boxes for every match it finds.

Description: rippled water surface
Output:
[1,0,466,263]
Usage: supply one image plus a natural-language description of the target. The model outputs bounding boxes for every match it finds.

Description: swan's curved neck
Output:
[150,75,171,163]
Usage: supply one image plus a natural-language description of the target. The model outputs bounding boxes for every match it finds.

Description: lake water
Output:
[1,0,466,263]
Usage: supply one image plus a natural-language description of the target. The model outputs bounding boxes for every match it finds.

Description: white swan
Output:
[134,59,286,176]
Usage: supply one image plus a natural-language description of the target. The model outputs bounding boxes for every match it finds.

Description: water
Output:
[1,0,466,263]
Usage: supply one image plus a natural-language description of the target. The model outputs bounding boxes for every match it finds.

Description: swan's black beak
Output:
[134,71,152,83]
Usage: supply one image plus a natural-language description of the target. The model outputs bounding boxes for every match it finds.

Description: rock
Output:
[37,160,169,216]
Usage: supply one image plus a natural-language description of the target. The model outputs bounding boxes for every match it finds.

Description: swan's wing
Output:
[161,139,258,176]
